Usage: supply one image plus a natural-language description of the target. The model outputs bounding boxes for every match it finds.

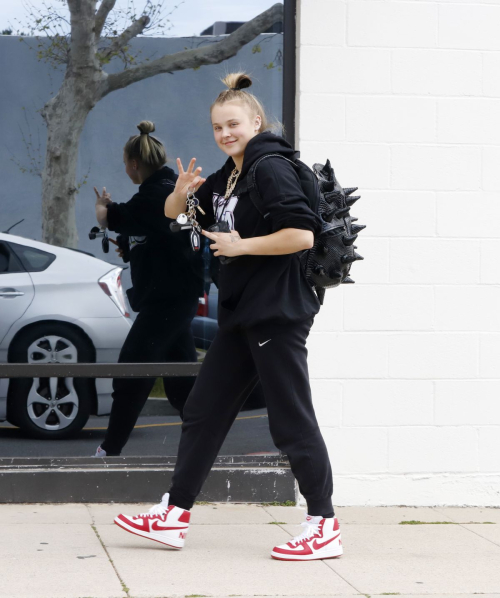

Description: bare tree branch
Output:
[103,2,283,96]
[101,15,150,61]
[95,0,116,39]
[67,0,99,69]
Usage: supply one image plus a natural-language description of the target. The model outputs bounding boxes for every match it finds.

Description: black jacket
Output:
[106,166,203,312]
[195,132,322,329]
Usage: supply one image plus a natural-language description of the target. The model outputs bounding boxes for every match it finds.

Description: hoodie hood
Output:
[138,164,177,192]
[223,132,298,180]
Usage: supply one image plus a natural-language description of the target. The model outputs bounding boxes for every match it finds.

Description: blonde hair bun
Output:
[137,120,156,135]
[222,72,252,91]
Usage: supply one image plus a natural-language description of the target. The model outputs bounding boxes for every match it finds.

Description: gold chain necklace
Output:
[225,168,240,199]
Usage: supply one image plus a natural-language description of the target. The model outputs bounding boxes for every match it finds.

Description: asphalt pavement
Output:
[0,407,276,458]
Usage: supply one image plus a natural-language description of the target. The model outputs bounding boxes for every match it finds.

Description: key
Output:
[190,229,201,251]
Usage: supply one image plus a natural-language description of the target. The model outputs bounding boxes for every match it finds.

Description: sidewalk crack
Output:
[90,520,130,597]
[322,557,364,595]
[456,521,500,551]
[430,506,455,522]
[261,505,274,520]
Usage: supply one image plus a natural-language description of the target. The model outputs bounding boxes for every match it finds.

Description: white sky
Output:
[1,0,282,37]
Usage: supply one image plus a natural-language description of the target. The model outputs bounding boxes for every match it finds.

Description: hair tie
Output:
[230,87,240,91]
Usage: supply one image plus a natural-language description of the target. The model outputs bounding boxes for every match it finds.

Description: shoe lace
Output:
[138,493,170,518]
[290,521,320,546]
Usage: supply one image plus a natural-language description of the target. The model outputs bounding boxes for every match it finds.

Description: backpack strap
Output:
[239,152,300,218]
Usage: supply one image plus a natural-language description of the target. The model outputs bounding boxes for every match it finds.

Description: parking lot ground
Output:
[1,505,500,598]
[0,407,275,457]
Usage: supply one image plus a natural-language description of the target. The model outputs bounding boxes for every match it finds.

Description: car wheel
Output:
[8,323,95,439]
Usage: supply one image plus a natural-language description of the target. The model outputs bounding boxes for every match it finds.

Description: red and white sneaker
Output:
[271,514,343,561]
[114,493,190,549]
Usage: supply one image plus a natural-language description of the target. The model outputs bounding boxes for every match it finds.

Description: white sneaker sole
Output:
[114,516,186,549]
[271,538,343,561]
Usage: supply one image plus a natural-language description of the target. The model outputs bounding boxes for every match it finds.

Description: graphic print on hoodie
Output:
[213,193,238,229]
[194,132,323,329]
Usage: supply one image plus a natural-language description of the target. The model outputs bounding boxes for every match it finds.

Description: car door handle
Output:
[0,288,24,297]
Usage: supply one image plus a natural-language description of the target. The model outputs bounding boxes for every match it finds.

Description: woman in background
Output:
[93,120,203,457]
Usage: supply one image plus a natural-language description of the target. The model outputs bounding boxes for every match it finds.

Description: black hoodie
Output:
[195,132,322,329]
[106,165,203,312]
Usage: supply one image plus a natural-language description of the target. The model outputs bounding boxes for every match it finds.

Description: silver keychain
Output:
[171,190,205,251]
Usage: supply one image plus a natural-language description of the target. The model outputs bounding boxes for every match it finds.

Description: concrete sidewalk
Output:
[1,503,500,598]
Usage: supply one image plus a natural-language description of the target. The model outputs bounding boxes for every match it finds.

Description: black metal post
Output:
[282,0,297,145]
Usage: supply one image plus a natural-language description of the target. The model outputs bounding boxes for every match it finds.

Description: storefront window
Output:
[0,0,288,458]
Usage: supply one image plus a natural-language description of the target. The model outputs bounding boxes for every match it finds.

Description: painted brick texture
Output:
[298,0,500,506]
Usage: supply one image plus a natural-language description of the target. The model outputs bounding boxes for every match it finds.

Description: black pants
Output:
[169,318,334,516]
[101,299,199,456]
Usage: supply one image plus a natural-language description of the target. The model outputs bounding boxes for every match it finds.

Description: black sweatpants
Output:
[101,299,199,456]
[168,318,334,516]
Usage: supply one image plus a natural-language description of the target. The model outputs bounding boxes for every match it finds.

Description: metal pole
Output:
[282,0,297,145]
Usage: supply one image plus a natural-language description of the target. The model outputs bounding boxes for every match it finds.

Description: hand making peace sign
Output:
[173,158,206,201]
[94,186,112,207]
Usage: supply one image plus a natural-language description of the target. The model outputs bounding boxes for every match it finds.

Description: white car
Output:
[0,232,132,439]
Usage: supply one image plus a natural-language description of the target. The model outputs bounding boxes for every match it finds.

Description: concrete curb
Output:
[0,455,295,503]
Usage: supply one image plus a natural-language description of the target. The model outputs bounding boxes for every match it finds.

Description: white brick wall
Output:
[298,0,500,506]
[346,97,437,143]
[435,381,500,425]
[481,241,500,284]
[438,4,500,50]
[348,1,438,48]
[438,99,500,144]
[482,149,500,190]
[299,47,392,94]
[480,334,500,378]
[391,145,481,191]
[392,50,481,96]
[389,239,480,284]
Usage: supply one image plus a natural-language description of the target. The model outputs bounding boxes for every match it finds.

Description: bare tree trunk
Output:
[41,0,100,247]
[41,80,97,247]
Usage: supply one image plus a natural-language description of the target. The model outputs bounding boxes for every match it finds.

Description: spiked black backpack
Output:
[244,154,365,305]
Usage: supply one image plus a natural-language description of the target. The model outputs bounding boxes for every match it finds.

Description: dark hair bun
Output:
[137,120,155,135]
